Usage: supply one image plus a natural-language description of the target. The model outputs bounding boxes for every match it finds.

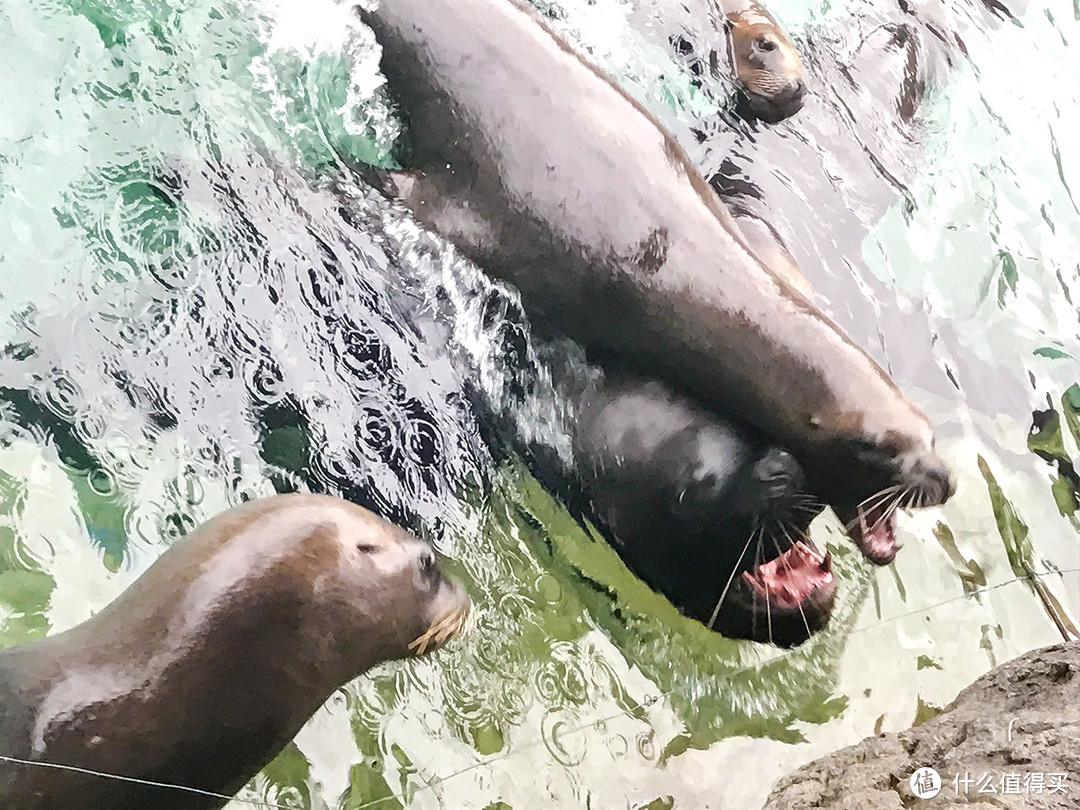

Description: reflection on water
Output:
[0,0,1076,808]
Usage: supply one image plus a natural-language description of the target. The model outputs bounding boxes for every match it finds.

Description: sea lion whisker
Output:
[866,494,903,534]
[875,499,906,544]
[855,484,903,513]
[863,483,903,504]
[409,621,446,656]
[842,486,903,530]
[765,565,774,646]
[410,606,470,655]
[706,524,761,630]
[777,524,813,640]
[895,484,918,509]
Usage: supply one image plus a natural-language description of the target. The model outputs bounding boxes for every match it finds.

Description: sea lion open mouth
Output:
[740,540,834,611]
[721,534,838,647]
[837,503,900,566]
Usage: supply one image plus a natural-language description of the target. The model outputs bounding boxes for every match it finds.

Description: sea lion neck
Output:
[24,547,344,779]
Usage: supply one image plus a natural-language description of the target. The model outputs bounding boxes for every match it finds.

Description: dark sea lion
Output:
[0,494,470,810]
[355,0,955,567]
[626,0,806,123]
[525,369,833,646]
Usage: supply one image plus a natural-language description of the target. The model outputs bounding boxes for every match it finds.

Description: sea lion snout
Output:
[771,77,806,107]
[406,545,471,656]
[736,77,807,124]
[346,526,471,657]
[908,456,957,505]
[750,447,808,507]
[753,447,802,485]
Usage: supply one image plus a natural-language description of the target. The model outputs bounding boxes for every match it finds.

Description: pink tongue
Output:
[864,523,896,558]
[741,542,833,610]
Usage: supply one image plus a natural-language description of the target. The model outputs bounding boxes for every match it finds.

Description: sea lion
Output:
[0,494,470,810]
[354,0,955,567]
[537,0,806,123]
[619,0,806,123]
[524,369,833,646]
[723,0,806,122]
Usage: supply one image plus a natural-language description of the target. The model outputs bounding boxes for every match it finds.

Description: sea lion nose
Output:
[754,448,801,484]
[777,79,806,106]
[924,462,956,502]
[763,80,806,120]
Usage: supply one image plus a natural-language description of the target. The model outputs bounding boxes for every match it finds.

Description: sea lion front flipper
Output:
[337,155,421,203]
[349,162,500,257]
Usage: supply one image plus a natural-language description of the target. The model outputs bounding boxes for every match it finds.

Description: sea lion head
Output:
[586,390,834,647]
[287,495,472,675]
[179,495,471,685]
[683,444,835,647]
[726,8,807,123]
[806,403,955,567]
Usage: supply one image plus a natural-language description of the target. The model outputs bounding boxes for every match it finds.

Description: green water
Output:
[0,0,1077,808]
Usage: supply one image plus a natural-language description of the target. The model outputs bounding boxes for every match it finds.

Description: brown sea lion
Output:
[626,0,807,123]
[353,0,955,566]
[723,0,807,121]
[0,493,470,810]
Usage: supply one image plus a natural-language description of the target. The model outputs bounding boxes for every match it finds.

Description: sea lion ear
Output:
[353,3,376,28]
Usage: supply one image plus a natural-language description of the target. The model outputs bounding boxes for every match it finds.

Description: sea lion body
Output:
[359,0,954,561]
[0,494,470,810]
[531,371,833,646]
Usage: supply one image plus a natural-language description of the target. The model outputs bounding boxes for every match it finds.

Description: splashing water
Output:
[0,0,1076,808]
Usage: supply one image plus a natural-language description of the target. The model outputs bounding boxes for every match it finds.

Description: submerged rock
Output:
[762,640,1080,809]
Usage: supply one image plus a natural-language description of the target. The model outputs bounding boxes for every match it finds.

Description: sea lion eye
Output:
[755,36,777,52]
[853,438,880,454]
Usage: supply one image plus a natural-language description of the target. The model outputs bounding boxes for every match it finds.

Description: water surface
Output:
[0,0,1076,808]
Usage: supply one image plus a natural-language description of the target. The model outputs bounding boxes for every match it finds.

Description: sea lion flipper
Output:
[337,154,419,202]
[730,211,814,299]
